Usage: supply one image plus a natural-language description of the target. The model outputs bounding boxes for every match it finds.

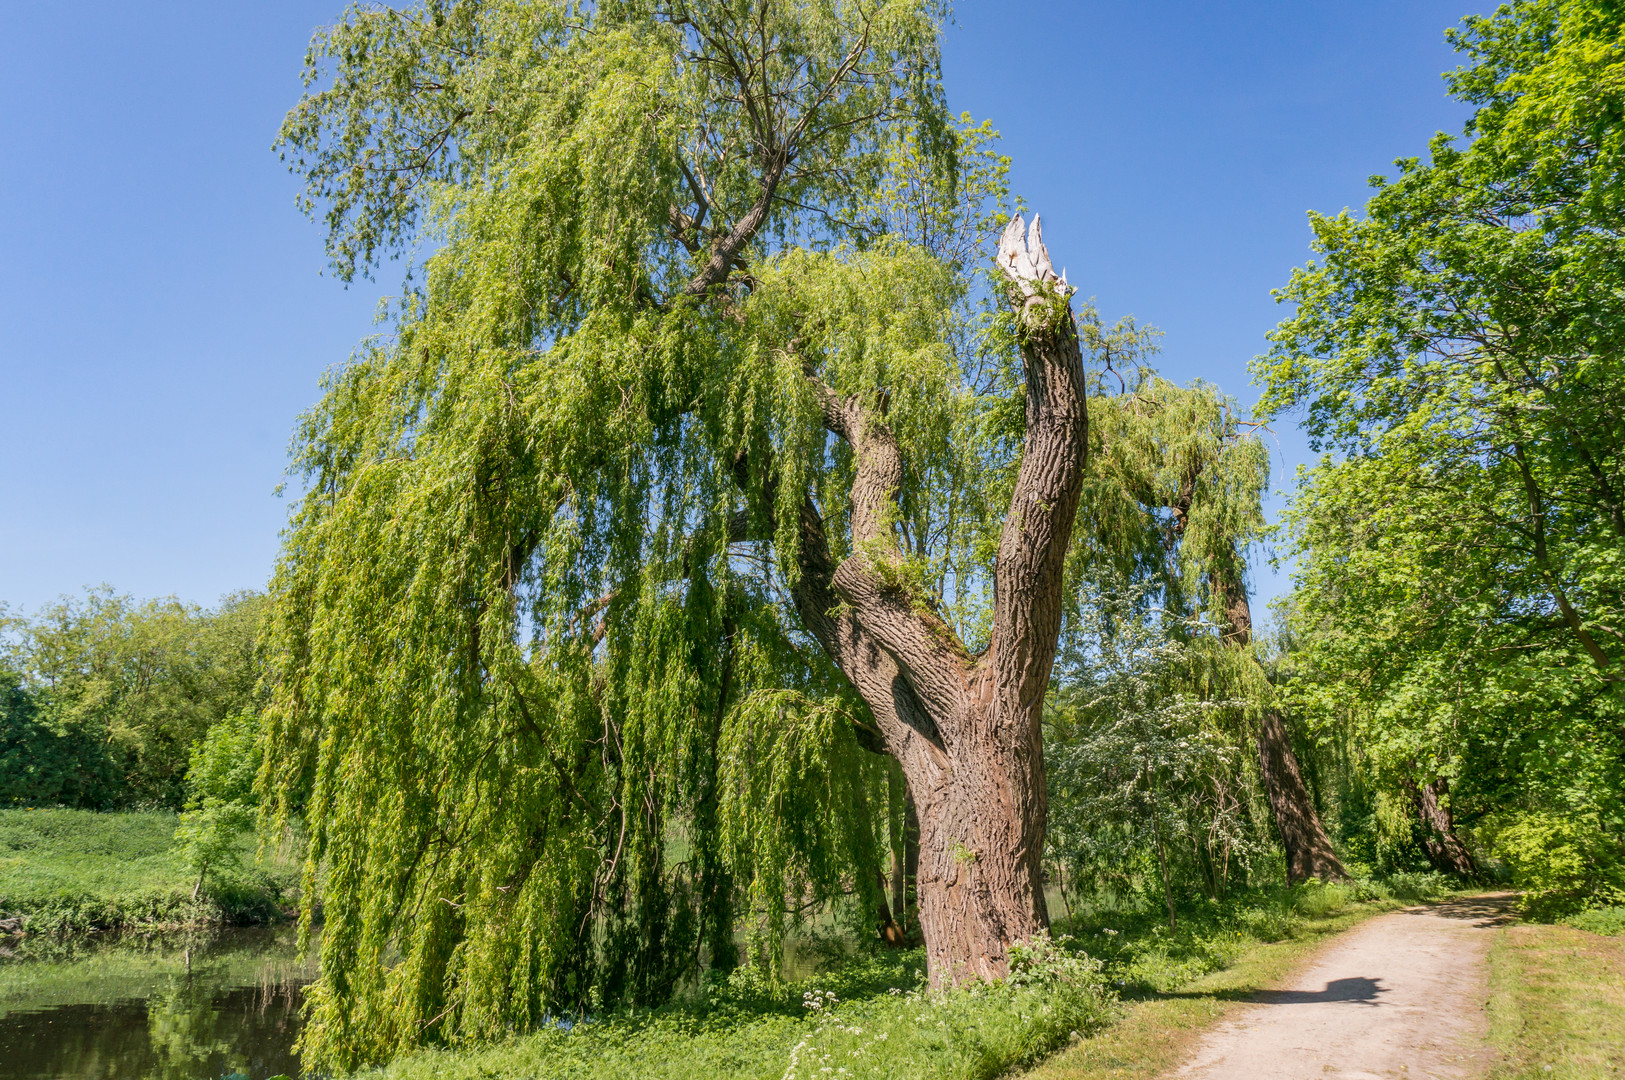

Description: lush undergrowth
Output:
[357,936,1110,1080]
[0,809,297,932]
[1562,906,1625,937]
[354,875,1450,1080]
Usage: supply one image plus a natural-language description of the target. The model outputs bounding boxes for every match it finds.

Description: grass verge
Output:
[355,940,1111,1080]
[1486,916,1625,1079]
[0,808,298,933]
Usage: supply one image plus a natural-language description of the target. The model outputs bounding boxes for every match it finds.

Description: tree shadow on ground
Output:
[1406,892,1518,928]
[1143,976,1387,1006]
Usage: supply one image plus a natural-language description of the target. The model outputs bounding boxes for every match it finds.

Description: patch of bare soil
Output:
[1167,893,1516,1080]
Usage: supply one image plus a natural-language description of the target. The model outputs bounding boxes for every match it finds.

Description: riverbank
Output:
[0,809,299,934]
[346,876,1452,1080]
[0,924,315,1079]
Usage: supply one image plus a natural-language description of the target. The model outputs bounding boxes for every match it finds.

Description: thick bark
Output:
[766,216,1086,984]
[1214,567,1347,884]
[1403,776,1478,878]
[1256,711,1347,883]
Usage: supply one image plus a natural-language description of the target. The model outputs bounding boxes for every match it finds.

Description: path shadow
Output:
[1151,977,1387,1006]
[1408,892,1518,928]
[1252,976,1386,1005]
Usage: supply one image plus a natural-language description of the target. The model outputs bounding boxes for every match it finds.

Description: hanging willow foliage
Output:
[257,1,1060,1070]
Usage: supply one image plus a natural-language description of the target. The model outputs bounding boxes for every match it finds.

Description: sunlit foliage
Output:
[260,1,1109,1067]
[1,589,265,810]
[1258,0,1625,911]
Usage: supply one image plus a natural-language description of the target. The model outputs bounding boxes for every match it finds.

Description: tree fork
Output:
[773,216,1086,984]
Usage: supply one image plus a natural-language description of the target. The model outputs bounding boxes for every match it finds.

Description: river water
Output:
[0,927,315,1080]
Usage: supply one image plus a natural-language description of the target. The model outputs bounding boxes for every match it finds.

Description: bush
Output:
[1495,812,1625,920]
[174,711,261,901]
[1563,906,1625,937]
[1359,870,1454,903]
[1291,881,1352,919]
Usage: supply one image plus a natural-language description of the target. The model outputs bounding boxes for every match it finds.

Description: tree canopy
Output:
[1256,0,1625,913]
[1,588,264,810]
[263,1,1104,1067]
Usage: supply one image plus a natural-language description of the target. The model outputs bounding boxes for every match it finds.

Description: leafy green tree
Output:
[1069,373,1345,883]
[4,588,266,808]
[265,1,1108,1065]
[0,669,119,808]
[1256,0,1625,889]
[1046,579,1258,927]
[175,711,263,902]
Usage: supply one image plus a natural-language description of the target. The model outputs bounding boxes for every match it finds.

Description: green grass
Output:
[1486,920,1625,1079]
[351,877,1454,1080]
[0,808,298,932]
[355,940,1111,1080]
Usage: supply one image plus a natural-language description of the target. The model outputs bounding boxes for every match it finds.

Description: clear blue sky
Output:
[0,1,1478,616]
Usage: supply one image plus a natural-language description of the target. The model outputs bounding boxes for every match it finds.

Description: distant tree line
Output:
[0,588,265,811]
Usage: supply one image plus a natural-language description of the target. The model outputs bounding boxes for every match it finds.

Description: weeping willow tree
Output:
[1076,373,1346,883]
[263,0,1105,1068]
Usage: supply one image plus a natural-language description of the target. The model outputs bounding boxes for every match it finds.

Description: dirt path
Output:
[1168,894,1515,1080]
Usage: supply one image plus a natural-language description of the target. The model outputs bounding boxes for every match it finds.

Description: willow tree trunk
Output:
[768,216,1085,984]
[1403,777,1478,877]
[1216,571,1347,884]
[1256,711,1347,883]
[875,869,906,945]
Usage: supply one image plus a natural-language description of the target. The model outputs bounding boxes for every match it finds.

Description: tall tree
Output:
[775,212,1084,981]
[266,1,1104,1065]
[1087,375,1346,882]
[1256,0,1625,888]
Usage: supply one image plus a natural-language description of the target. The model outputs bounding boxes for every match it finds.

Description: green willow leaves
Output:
[261,2,1053,1068]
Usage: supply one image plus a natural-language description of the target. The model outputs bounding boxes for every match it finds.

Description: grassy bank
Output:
[349,876,1449,1080]
[0,808,298,933]
[1486,910,1625,1079]
[356,941,1109,1080]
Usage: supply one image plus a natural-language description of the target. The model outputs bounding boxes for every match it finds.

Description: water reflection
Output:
[0,927,314,1080]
